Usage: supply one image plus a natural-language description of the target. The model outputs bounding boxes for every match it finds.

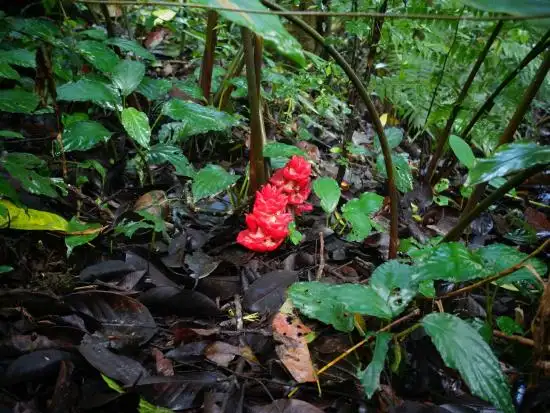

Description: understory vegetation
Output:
[0,0,549,412]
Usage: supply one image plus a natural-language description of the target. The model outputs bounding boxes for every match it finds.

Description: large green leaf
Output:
[192,164,239,202]
[289,282,393,332]
[263,142,306,158]
[10,18,61,43]
[313,177,340,214]
[111,60,145,96]
[467,143,550,185]
[413,242,490,283]
[121,108,151,149]
[162,99,237,136]
[77,40,120,73]
[65,217,102,256]
[2,154,58,198]
[63,121,113,152]
[341,192,384,242]
[136,77,172,101]
[459,0,550,16]
[57,79,121,111]
[0,49,36,68]
[0,64,20,80]
[422,313,514,413]
[147,144,195,177]
[374,127,403,152]
[195,0,305,66]
[0,199,68,231]
[106,38,155,61]
[0,89,39,114]
[450,135,476,170]
[369,260,417,316]
[358,332,392,398]
[478,243,547,291]
[376,152,413,193]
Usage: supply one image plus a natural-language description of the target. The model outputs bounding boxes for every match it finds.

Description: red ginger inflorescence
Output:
[237,156,312,252]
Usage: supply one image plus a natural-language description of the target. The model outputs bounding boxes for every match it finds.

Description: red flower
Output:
[283,156,311,182]
[237,215,286,252]
[254,184,288,214]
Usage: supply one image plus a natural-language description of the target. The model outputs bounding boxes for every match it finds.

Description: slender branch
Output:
[261,0,399,258]
[437,239,549,300]
[493,330,550,352]
[76,1,550,21]
[426,20,504,182]
[443,164,548,242]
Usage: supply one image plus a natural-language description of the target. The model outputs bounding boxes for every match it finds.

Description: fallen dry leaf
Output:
[152,348,174,376]
[134,190,168,219]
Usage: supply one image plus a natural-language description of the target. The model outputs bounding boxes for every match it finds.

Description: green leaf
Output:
[3,154,58,198]
[467,143,550,185]
[0,89,39,114]
[477,243,546,292]
[195,0,305,66]
[77,40,120,73]
[158,122,194,144]
[459,0,550,16]
[147,144,195,177]
[0,176,21,204]
[162,99,237,136]
[0,199,68,231]
[289,281,393,332]
[358,332,392,398]
[192,164,239,202]
[0,130,24,139]
[80,160,107,183]
[263,142,306,158]
[313,177,340,214]
[57,79,121,111]
[101,375,173,413]
[0,265,13,274]
[136,77,172,101]
[376,153,413,193]
[115,218,156,239]
[111,60,145,96]
[450,135,476,169]
[0,63,21,80]
[422,313,514,413]
[341,192,384,242]
[496,316,523,336]
[288,221,303,245]
[369,261,417,316]
[0,48,36,68]
[414,242,490,283]
[65,217,102,256]
[63,121,113,152]
[81,28,108,40]
[121,108,151,149]
[172,79,205,100]
[106,38,155,60]
[375,128,403,152]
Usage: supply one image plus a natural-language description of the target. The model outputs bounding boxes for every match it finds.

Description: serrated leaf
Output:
[313,177,340,214]
[65,217,102,256]
[63,121,113,152]
[376,152,413,193]
[192,164,239,202]
[57,79,121,111]
[374,127,403,151]
[0,63,21,80]
[0,48,35,68]
[136,77,172,101]
[289,282,393,332]
[11,18,61,42]
[450,135,476,169]
[162,99,237,136]
[121,108,151,149]
[195,0,305,66]
[263,142,306,158]
[0,89,39,114]
[147,144,195,177]
[422,313,514,413]
[369,260,417,316]
[467,143,550,185]
[111,60,145,96]
[77,40,120,73]
[0,199,68,231]
[341,192,384,242]
[358,332,392,398]
[106,38,155,60]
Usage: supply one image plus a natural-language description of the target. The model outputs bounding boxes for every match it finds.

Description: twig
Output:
[316,309,421,376]
[436,239,549,300]
[493,330,550,352]
[315,231,325,280]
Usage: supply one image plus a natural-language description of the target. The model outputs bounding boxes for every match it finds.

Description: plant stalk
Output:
[199,10,218,103]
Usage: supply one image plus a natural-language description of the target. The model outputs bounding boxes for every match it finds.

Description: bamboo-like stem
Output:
[443,164,548,242]
[213,48,245,110]
[199,11,218,103]
[425,20,504,183]
[261,0,399,258]
[242,27,266,194]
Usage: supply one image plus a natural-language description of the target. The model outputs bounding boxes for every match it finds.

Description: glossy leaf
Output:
[162,99,237,136]
[422,313,514,413]
[0,64,20,80]
[358,332,392,398]
[341,192,384,242]
[0,89,39,114]
[121,108,151,149]
[369,260,417,316]
[106,38,155,60]
[195,0,305,66]
[57,79,121,111]
[375,127,403,151]
[77,40,120,73]
[192,164,239,202]
[467,143,550,185]
[376,152,413,193]
[147,144,195,177]
[136,77,172,101]
[450,135,476,169]
[0,199,68,231]
[63,121,113,152]
[111,60,145,96]
[10,18,61,42]
[313,177,340,214]
[289,282,393,332]
[459,0,550,16]
[263,142,306,158]
[0,48,36,68]
[65,218,102,256]
[3,154,58,198]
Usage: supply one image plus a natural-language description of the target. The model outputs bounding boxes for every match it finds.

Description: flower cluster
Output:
[237,156,312,252]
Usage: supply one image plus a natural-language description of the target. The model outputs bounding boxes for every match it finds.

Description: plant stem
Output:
[213,47,245,110]
[199,10,218,103]
[99,3,115,38]
[364,0,388,86]
[242,27,266,194]
[442,164,548,242]
[262,0,399,258]
[425,20,504,183]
